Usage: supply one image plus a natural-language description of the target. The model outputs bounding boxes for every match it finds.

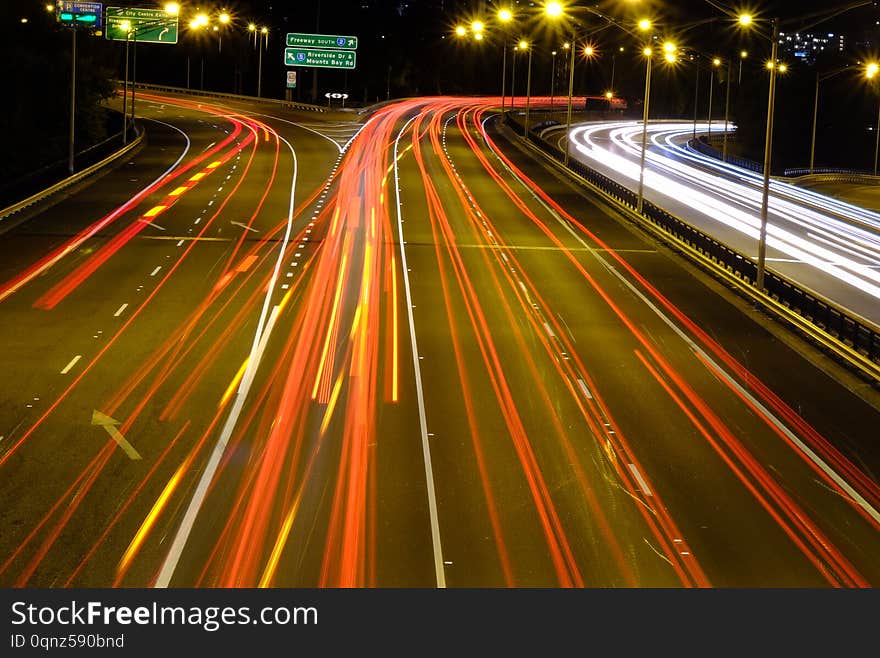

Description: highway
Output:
[548,119,880,327]
[0,93,879,587]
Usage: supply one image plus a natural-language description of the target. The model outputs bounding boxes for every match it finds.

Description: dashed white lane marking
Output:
[60,355,82,374]
[628,463,653,497]
[150,266,162,277]
[577,378,593,399]
[176,240,185,247]
[543,322,556,338]
[114,303,129,317]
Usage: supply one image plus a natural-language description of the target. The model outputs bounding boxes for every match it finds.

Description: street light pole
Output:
[722,58,732,161]
[501,45,507,120]
[550,50,556,111]
[637,50,652,214]
[131,30,137,130]
[810,71,820,175]
[874,96,880,175]
[564,37,575,166]
[257,30,265,97]
[68,28,76,175]
[692,63,700,142]
[756,18,780,291]
[707,63,714,136]
[524,44,533,138]
[511,46,517,111]
[122,30,130,144]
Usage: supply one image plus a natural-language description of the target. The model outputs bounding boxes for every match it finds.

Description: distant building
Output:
[778,31,846,63]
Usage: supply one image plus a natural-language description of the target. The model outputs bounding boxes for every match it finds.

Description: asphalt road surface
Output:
[0,94,879,588]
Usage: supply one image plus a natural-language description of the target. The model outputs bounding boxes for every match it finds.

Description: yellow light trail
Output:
[168,187,188,197]
[219,357,250,408]
[116,463,185,576]
[143,205,166,218]
[319,372,345,434]
[391,250,399,402]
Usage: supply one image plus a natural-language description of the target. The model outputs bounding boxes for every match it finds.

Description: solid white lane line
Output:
[394,113,447,588]
[60,355,82,374]
[114,303,129,317]
[628,463,653,497]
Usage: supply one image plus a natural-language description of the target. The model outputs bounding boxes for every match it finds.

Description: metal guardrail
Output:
[0,126,145,226]
[689,136,880,184]
[507,115,880,384]
[130,82,327,113]
[688,137,764,173]
[781,171,880,185]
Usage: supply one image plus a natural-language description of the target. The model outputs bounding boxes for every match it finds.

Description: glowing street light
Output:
[545,1,564,18]
[498,9,515,121]
[638,18,652,31]
[471,20,484,34]
[738,13,753,26]
[455,25,467,37]
[164,2,179,16]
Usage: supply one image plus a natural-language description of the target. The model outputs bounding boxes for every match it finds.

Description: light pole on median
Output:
[708,57,720,137]
[869,63,880,175]
[637,39,676,215]
[69,28,76,175]
[756,16,780,291]
[809,65,852,174]
[523,40,533,138]
[637,46,653,214]
[722,57,732,162]
[258,26,268,97]
[120,21,131,144]
[497,8,513,121]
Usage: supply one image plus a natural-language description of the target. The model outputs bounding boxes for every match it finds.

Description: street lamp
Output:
[708,56,721,136]
[638,41,676,214]
[722,56,733,161]
[551,50,557,110]
[522,40,533,138]
[867,62,880,175]
[119,19,132,144]
[753,16,781,291]
[258,26,268,97]
[217,11,230,53]
[497,8,514,121]
[809,64,852,174]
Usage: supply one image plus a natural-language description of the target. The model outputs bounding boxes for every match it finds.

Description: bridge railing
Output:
[505,114,880,384]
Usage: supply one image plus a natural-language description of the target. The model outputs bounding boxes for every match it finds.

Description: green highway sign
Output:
[105,6,178,43]
[286,33,358,50]
[284,48,356,70]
